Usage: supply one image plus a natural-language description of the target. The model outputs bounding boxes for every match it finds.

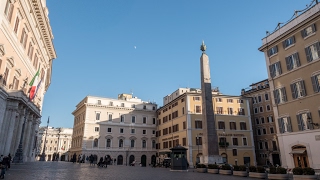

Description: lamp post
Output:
[39,116,50,161]
[223,128,228,164]
[13,108,28,163]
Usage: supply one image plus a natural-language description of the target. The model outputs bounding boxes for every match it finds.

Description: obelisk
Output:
[200,41,222,164]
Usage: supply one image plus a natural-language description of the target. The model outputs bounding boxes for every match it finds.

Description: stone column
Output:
[1,107,16,154]
[27,120,38,161]
[23,115,33,162]
[14,110,26,154]
[10,107,24,154]
[4,109,19,155]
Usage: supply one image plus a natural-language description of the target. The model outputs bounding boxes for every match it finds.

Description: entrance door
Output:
[129,155,135,164]
[117,155,123,165]
[293,154,309,168]
[243,157,250,166]
[272,154,280,166]
[141,155,146,167]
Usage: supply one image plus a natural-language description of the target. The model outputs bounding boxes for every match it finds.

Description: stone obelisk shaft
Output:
[200,52,221,164]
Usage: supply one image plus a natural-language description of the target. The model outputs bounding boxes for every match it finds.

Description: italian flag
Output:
[29,70,41,100]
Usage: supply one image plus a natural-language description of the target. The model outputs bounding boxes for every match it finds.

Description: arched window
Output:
[119,139,123,147]
[142,140,146,148]
[106,139,111,148]
[93,138,98,147]
[152,140,156,149]
[131,140,135,148]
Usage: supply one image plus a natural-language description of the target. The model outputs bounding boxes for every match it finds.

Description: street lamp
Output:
[39,117,50,161]
[13,108,28,163]
[223,128,228,164]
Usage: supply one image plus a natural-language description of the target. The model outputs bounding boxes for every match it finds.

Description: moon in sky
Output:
[134,46,136,49]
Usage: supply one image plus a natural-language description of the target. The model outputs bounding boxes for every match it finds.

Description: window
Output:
[20,28,28,48]
[238,108,245,115]
[143,105,146,110]
[119,139,123,147]
[237,99,244,103]
[182,138,186,146]
[270,127,274,134]
[266,105,271,111]
[218,121,225,129]
[273,87,287,104]
[259,142,263,149]
[142,140,146,148]
[291,80,306,99]
[227,99,233,103]
[181,98,184,102]
[195,105,201,113]
[227,107,233,115]
[120,128,124,133]
[27,42,34,60]
[272,141,278,151]
[311,74,320,93]
[265,142,269,150]
[195,120,202,129]
[95,112,100,120]
[169,114,171,120]
[232,149,238,156]
[4,0,14,22]
[97,100,101,105]
[269,61,282,78]
[243,138,247,146]
[268,46,278,57]
[131,116,136,123]
[108,114,112,121]
[107,128,112,133]
[94,127,99,132]
[283,36,295,48]
[143,117,147,124]
[253,97,257,104]
[169,141,172,148]
[33,55,38,68]
[120,115,124,122]
[230,122,236,130]
[216,107,223,114]
[196,137,202,145]
[131,104,135,108]
[131,140,135,148]
[131,129,135,134]
[169,127,171,133]
[182,107,185,114]
[109,101,113,106]
[301,24,316,38]
[183,121,186,129]
[152,118,156,124]
[152,130,155,134]
[232,138,238,146]
[285,53,300,71]
[121,103,124,107]
[257,129,261,135]
[258,96,262,102]
[13,16,20,34]
[261,117,265,124]
[143,130,146,134]
[152,106,156,110]
[106,139,111,148]
[265,93,269,101]
[305,42,320,62]
[254,108,258,114]
[93,138,98,147]
[193,97,200,101]
[12,76,19,90]
[216,98,222,102]
[262,129,267,134]
[268,116,274,123]
[297,112,313,131]
[259,106,263,113]
[278,117,292,133]
[240,122,247,130]
[152,140,156,148]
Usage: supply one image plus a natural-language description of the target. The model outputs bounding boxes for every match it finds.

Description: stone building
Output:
[70,94,157,166]
[0,0,56,162]
[258,1,320,170]
[36,127,73,161]
[157,88,256,167]
[241,79,280,166]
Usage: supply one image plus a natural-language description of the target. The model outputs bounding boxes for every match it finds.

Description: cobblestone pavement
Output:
[6,162,251,180]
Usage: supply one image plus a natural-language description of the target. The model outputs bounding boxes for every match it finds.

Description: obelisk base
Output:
[201,155,223,165]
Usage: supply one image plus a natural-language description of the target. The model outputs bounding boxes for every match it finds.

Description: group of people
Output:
[0,154,11,179]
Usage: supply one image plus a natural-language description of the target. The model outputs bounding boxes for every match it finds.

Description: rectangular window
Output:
[232,149,238,156]
[132,116,136,123]
[94,127,99,132]
[263,129,267,134]
[216,107,223,114]
[258,96,262,102]
[238,108,245,115]
[169,127,171,133]
[4,0,14,22]
[259,142,263,149]
[193,97,200,101]
[227,107,233,115]
[120,115,124,122]
[311,74,320,93]
[259,106,263,113]
[256,118,260,124]
[152,130,155,134]
[257,129,261,135]
[237,99,244,103]
[143,117,147,124]
[216,98,222,102]
[264,142,269,150]
[268,46,278,57]
[131,129,135,134]
[120,128,124,133]
[121,103,124,107]
[195,105,201,113]
[301,24,316,38]
[261,117,265,124]
[196,137,202,145]
[143,105,146,109]
[143,130,146,134]
[285,53,300,71]
[278,117,293,133]
[254,108,258,114]
[272,141,278,151]
[243,138,247,146]
[230,122,236,130]
[152,118,156,124]
[182,138,186,146]
[240,122,247,130]
[218,121,225,129]
[107,128,111,132]
[273,87,287,104]
[195,120,202,129]
[20,28,28,48]
[305,42,320,62]
[227,99,233,103]
[108,114,112,121]
[96,112,100,120]
[265,93,269,101]
[269,61,282,78]
[109,101,113,106]
[13,17,19,34]
[232,138,238,146]
[169,141,172,148]
[270,127,274,134]
[291,80,306,99]
[12,76,19,90]
[266,105,271,111]
[283,36,295,48]
[268,116,274,123]
[297,112,313,131]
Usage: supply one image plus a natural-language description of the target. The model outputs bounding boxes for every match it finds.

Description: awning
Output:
[289,150,306,154]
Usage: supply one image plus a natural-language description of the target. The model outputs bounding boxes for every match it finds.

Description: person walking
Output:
[7,154,11,169]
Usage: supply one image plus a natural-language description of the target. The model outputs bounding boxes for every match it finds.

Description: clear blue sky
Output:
[41,0,313,128]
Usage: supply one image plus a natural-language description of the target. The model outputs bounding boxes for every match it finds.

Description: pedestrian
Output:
[7,154,11,169]
[72,153,76,163]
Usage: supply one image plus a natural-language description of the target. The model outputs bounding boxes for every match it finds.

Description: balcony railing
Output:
[219,142,229,147]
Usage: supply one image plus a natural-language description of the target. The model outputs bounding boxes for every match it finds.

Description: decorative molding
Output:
[6,56,15,68]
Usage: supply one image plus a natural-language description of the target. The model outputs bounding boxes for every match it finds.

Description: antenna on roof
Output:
[130,89,133,96]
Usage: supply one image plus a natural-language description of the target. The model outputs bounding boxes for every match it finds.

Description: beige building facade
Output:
[36,127,73,161]
[0,0,56,162]
[157,88,256,167]
[259,2,320,170]
[70,94,157,166]
[242,79,280,166]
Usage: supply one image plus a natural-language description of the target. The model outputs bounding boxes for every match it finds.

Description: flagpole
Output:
[39,116,50,161]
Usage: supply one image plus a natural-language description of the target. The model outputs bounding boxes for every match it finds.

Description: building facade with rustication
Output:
[0,0,56,162]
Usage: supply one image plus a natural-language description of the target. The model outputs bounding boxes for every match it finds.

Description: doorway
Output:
[141,155,146,167]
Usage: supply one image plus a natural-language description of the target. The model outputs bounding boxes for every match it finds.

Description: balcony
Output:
[219,142,229,148]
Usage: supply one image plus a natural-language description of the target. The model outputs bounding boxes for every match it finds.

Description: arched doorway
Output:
[291,145,309,168]
[117,155,123,165]
[141,155,147,167]
[129,155,135,165]
[151,155,156,164]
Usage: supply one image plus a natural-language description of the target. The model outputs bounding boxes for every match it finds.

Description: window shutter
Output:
[305,47,312,62]
[273,90,280,104]
[269,65,275,78]
[282,41,287,49]
[281,87,287,102]
[301,29,307,38]
[311,75,319,92]
[277,62,282,75]
[295,53,301,67]
[316,42,320,57]
[278,118,283,133]
[300,80,306,96]
[307,112,313,130]
[297,114,303,131]
[275,46,278,53]
[285,57,292,71]
[312,24,316,32]
[287,117,292,132]
[290,83,297,99]
[292,36,296,43]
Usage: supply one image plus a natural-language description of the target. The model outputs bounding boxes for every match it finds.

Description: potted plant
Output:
[196,164,207,173]
[207,164,219,174]
[233,165,247,177]
[249,166,266,179]
[268,167,288,180]
[293,167,317,180]
[220,164,232,175]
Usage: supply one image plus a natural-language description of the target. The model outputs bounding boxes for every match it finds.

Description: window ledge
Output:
[269,53,278,59]
[304,32,316,40]
[284,44,295,51]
